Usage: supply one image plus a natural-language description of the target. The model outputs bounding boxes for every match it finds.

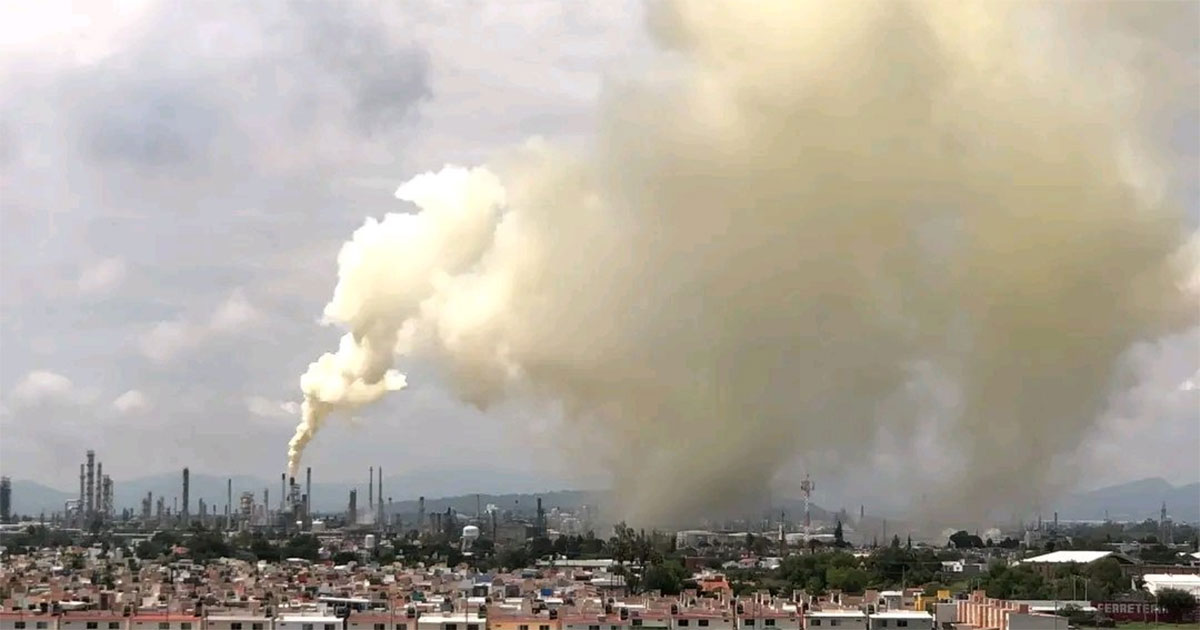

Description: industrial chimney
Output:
[85,450,95,519]
[348,489,358,524]
[305,466,312,529]
[377,466,384,527]
[369,466,374,510]
[96,461,103,518]
[181,467,190,525]
[78,464,85,525]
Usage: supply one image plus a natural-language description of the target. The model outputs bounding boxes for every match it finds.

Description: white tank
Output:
[462,525,481,540]
[364,534,377,549]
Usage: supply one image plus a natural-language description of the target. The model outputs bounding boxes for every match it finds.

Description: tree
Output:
[949,530,983,549]
[1156,588,1198,621]
[498,546,529,569]
[529,536,553,559]
[1086,558,1126,599]
[825,566,870,594]
[249,534,280,562]
[136,539,165,560]
[891,535,901,549]
[187,531,232,561]
[279,535,320,561]
[834,521,846,548]
[642,561,686,595]
[332,551,358,564]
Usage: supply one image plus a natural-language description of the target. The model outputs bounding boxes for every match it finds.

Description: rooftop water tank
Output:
[463,525,481,540]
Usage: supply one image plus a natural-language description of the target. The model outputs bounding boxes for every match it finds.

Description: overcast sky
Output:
[0,1,1196,507]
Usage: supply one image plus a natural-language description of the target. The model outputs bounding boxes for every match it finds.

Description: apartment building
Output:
[803,610,867,630]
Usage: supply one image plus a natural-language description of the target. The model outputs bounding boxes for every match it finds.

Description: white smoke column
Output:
[290,1,1198,521]
[288,167,507,475]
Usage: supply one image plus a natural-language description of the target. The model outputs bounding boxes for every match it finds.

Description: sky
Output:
[0,0,1197,513]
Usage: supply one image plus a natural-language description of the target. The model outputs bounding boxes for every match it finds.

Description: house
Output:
[803,610,867,630]
[205,616,272,630]
[0,613,56,630]
[866,612,932,630]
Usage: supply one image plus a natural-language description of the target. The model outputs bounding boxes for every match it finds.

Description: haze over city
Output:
[1,1,1198,527]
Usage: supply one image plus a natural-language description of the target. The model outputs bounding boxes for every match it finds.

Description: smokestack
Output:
[227,478,233,526]
[349,489,357,524]
[369,466,374,509]
[280,473,286,511]
[95,461,102,517]
[418,496,425,532]
[78,464,85,524]
[85,450,95,519]
[305,466,312,522]
[181,467,190,525]
[377,466,383,526]
[102,475,112,519]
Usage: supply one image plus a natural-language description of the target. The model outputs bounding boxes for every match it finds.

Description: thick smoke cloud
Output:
[291,1,1199,524]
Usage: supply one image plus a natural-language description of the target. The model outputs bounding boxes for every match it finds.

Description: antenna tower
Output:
[800,473,815,538]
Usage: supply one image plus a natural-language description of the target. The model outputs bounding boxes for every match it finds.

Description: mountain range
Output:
[6,473,1196,525]
[1056,477,1199,523]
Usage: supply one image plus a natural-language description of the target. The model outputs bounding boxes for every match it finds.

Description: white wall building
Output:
[414,613,485,630]
[866,611,933,630]
[205,616,271,630]
[804,610,867,630]
[275,616,342,630]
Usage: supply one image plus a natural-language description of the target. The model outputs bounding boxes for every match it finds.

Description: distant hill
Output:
[9,472,1195,526]
[7,468,583,516]
[8,480,75,517]
[1057,478,1200,523]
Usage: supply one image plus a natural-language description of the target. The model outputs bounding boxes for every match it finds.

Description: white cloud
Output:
[138,319,198,364]
[139,289,263,363]
[7,370,75,406]
[1076,328,1200,487]
[77,257,127,294]
[209,288,262,332]
[246,395,300,419]
[112,389,150,414]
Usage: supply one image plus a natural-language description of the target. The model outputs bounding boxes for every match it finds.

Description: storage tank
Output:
[364,534,377,550]
[462,524,481,550]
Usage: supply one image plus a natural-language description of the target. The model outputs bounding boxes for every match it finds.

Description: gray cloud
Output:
[0,0,1194,519]
[0,0,641,493]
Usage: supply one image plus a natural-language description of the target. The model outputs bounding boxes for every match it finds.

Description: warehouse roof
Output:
[1020,550,1134,564]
